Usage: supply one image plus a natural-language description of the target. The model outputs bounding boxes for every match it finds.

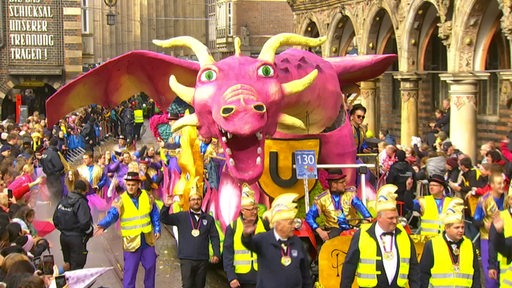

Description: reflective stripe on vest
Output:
[120,190,152,237]
[356,224,411,287]
[421,196,452,236]
[232,217,266,274]
[499,211,512,287]
[134,110,144,123]
[429,235,473,287]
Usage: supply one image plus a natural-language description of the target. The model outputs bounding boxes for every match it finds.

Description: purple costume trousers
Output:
[481,238,499,288]
[123,245,157,288]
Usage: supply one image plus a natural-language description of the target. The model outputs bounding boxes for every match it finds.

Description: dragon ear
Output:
[324,54,397,85]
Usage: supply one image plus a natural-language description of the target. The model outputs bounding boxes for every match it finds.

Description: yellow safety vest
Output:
[421,196,452,235]
[499,210,512,287]
[134,109,144,123]
[356,224,411,287]
[120,190,152,237]
[232,217,266,274]
[429,235,473,287]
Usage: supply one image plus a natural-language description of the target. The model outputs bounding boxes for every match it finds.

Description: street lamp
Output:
[104,0,117,26]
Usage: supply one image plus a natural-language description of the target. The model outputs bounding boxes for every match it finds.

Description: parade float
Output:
[46,33,408,287]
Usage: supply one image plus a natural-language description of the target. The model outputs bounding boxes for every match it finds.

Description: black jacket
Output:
[41,146,64,175]
[341,222,420,288]
[386,161,416,212]
[53,192,93,237]
[160,206,220,261]
[419,233,480,288]
[242,230,312,288]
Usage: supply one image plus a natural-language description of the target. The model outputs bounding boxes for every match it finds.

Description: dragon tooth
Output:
[257,147,262,155]
[226,148,232,155]
[222,137,227,143]
[227,132,232,139]
[256,156,262,165]
[229,158,235,166]
[256,132,263,140]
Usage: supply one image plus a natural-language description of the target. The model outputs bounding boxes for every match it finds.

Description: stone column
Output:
[359,80,377,135]
[395,74,421,147]
[439,73,486,162]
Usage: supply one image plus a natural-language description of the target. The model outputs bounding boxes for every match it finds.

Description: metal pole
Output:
[304,179,310,213]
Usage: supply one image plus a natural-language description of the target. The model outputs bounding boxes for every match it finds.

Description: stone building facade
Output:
[288,0,512,161]
[209,0,294,58]
[0,0,83,119]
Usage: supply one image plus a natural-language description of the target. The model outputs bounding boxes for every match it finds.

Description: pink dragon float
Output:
[46,33,396,229]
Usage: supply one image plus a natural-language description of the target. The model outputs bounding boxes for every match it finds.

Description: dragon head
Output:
[154,34,325,183]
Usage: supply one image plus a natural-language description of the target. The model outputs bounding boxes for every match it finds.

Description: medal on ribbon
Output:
[279,241,291,267]
[189,211,202,237]
[383,251,394,261]
[281,256,292,266]
[379,233,394,261]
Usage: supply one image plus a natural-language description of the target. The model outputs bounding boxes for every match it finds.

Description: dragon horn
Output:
[258,33,326,63]
[169,75,194,105]
[171,114,199,133]
[153,36,215,66]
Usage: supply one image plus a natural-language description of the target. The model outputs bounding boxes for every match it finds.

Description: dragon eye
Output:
[200,70,217,81]
[253,104,266,112]
[221,106,235,116]
[257,65,274,77]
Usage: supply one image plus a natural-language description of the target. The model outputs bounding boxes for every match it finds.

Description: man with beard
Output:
[306,168,371,242]
[160,183,220,288]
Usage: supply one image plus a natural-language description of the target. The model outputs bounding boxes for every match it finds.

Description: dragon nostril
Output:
[221,106,236,116]
[253,104,266,113]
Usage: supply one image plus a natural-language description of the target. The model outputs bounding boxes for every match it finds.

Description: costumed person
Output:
[160,183,221,288]
[473,172,505,288]
[77,152,109,215]
[95,171,161,288]
[305,168,371,242]
[138,159,163,201]
[52,180,94,271]
[241,193,312,288]
[341,184,420,288]
[413,174,456,235]
[113,135,128,157]
[108,150,134,193]
[489,187,512,287]
[419,198,480,287]
[223,184,269,288]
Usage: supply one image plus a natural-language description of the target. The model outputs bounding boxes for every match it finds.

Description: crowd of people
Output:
[0,92,511,288]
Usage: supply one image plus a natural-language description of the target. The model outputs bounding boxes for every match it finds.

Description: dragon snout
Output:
[220,103,266,117]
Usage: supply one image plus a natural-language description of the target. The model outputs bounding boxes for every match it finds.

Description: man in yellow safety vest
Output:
[341,184,420,288]
[420,198,480,287]
[223,184,269,288]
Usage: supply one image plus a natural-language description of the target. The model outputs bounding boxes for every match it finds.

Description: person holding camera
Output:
[52,180,94,271]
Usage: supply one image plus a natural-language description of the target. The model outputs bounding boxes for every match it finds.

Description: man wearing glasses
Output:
[223,184,269,288]
[413,174,456,235]
[349,104,370,154]
[160,184,221,288]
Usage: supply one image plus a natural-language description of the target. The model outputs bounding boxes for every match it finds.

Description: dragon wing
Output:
[46,50,200,125]
[324,54,397,85]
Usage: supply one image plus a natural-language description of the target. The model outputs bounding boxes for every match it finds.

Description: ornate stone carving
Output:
[401,91,417,102]
[437,20,452,47]
[436,0,450,23]
[500,79,512,105]
[500,11,512,40]
[452,95,477,111]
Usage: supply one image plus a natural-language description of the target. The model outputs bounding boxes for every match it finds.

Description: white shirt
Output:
[375,223,397,285]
